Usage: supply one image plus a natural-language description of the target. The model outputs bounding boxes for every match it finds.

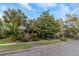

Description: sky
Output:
[0,3,79,20]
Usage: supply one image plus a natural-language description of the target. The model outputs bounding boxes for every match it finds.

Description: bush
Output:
[0,32,4,39]
[60,37,67,42]
[31,33,39,41]
[7,35,16,41]
[32,38,39,41]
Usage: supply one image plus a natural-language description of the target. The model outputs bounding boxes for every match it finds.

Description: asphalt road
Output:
[3,40,79,56]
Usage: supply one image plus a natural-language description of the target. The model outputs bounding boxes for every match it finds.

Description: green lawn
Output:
[0,39,12,44]
[38,40,62,45]
[0,43,32,53]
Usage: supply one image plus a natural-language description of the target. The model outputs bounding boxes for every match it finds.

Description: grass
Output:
[0,43,32,53]
[38,40,62,45]
[0,39,12,44]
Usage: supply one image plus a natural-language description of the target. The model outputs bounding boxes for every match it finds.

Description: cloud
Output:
[37,3,57,10]
[20,3,34,12]
[0,6,7,13]
[51,4,71,20]
[71,8,79,14]
[39,3,57,8]
[1,6,7,11]
[59,4,70,14]
[56,4,79,19]
[0,6,7,18]
[56,4,79,18]
[36,3,57,10]
[57,4,70,19]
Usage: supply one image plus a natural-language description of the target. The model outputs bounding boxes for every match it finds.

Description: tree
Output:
[64,14,79,39]
[2,9,27,25]
[0,18,4,39]
[2,9,28,41]
[1,23,22,41]
[35,10,61,39]
[22,19,38,41]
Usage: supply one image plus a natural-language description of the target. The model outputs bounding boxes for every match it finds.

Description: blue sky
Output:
[0,3,79,19]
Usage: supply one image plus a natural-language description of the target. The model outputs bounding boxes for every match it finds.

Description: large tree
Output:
[64,14,79,39]
[35,10,61,39]
[2,9,27,41]
[2,9,27,25]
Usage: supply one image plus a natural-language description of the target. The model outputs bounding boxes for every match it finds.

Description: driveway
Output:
[3,40,79,56]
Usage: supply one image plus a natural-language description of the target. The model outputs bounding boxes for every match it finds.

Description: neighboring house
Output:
[65,21,77,27]
[66,21,77,28]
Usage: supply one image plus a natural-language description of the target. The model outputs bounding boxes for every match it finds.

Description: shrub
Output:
[7,35,16,41]
[32,38,39,41]
[60,37,67,42]
[31,33,39,41]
